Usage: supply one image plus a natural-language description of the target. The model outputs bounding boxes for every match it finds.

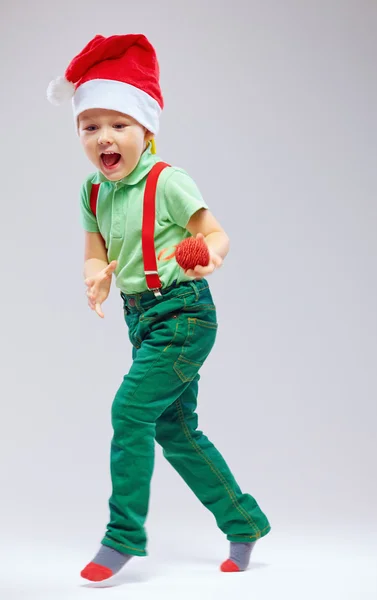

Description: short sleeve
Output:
[163,169,208,229]
[80,178,100,233]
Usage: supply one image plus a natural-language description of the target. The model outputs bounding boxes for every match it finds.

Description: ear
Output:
[144,129,154,143]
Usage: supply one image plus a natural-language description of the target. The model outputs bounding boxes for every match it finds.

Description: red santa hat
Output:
[47,34,163,134]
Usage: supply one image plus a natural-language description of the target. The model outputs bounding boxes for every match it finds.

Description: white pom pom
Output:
[47,75,75,105]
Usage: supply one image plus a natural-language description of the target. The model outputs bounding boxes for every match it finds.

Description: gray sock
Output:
[91,545,132,575]
[229,542,256,570]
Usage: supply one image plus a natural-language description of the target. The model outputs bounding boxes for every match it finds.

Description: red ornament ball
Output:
[175,237,210,271]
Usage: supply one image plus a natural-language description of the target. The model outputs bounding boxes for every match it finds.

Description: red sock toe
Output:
[81,562,114,582]
[220,559,241,573]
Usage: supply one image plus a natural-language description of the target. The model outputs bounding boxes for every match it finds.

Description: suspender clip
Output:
[145,271,163,299]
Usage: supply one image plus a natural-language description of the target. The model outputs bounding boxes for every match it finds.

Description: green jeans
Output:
[102,279,271,556]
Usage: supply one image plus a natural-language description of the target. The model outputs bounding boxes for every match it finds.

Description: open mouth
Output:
[101,152,121,169]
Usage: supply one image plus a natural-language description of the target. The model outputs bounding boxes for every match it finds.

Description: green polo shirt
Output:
[80,146,208,294]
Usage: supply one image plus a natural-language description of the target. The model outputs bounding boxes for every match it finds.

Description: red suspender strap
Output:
[89,183,100,217]
[89,182,106,245]
[142,162,170,292]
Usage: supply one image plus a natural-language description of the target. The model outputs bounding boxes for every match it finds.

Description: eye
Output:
[113,123,128,129]
[84,125,97,132]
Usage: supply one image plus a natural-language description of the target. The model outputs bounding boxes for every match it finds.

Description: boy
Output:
[47,33,271,582]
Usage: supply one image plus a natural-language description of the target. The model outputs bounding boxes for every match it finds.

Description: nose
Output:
[98,127,114,145]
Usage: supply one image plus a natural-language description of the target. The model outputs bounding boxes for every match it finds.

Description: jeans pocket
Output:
[173,317,218,383]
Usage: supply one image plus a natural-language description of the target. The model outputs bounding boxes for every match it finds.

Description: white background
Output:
[0,1,376,598]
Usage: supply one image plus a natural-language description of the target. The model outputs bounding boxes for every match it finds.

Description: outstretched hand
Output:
[85,260,117,318]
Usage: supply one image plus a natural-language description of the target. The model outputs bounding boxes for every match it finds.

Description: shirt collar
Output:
[97,145,159,186]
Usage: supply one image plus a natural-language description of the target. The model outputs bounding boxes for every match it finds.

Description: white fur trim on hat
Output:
[72,79,161,134]
[47,76,76,105]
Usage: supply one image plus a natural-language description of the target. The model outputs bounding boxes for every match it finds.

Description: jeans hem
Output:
[226,523,271,543]
[102,536,147,557]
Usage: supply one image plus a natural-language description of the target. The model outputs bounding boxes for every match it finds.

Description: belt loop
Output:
[189,280,199,301]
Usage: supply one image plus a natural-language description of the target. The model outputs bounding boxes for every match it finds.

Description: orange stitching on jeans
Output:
[162,318,180,353]
[174,355,202,383]
[173,367,191,383]
[177,318,195,361]
[174,365,198,383]
[177,318,217,362]
[230,524,271,539]
[175,399,260,536]
[177,356,201,367]
[176,399,259,535]
[193,319,218,330]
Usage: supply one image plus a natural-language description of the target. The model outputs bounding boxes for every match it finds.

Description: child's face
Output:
[78,109,152,180]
